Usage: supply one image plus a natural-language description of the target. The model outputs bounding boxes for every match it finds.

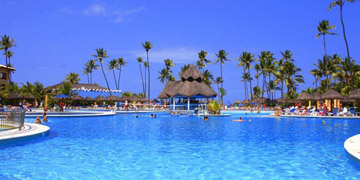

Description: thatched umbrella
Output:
[23,94,35,100]
[349,88,360,99]
[311,92,322,101]
[322,89,343,99]
[250,97,269,104]
[71,95,83,101]
[119,96,131,102]
[276,97,295,104]
[241,99,250,104]
[322,89,343,111]
[84,96,93,101]
[105,95,117,102]
[296,92,312,101]
[7,92,23,100]
[95,95,105,101]
[234,100,241,104]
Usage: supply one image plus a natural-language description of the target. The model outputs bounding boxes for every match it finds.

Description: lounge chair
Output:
[328,108,339,116]
[338,107,348,116]
[346,108,355,116]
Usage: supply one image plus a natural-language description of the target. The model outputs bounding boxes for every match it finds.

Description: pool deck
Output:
[0,123,50,141]
[272,114,360,119]
[25,111,116,118]
[345,134,360,161]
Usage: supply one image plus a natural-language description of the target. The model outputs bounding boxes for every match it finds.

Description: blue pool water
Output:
[1,113,360,179]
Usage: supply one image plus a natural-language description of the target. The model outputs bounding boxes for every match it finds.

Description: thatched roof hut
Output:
[322,89,343,99]
[349,88,360,99]
[7,92,35,100]
[105,95,118,101]
[250,97,269,104]
[71,95,83,101]
[95,95,105,101]
[311,92,322,101]
[241,99,250,104]
[234,100,241,104]
[296,92,312,101]
[157,65,217,99]
[276,97,295,104]
[84,96,93,101]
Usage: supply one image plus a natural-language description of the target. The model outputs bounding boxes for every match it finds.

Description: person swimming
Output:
[203,116,209,121]
[233,117,245,122]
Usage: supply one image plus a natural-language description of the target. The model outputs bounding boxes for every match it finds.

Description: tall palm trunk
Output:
[248,68,253,98]
[144,63,147,99]
[323,35,329,90]
[5,49,8,66]
[100,63,111,95]
[113,69,118,90]
[146,51,150,101]
[87,74,90,84]
[220,63,223,105]
[139,63,145,95]
[281,81,284,98]
[262,73,265,98]
[340,5,352,87]
[90,72,93,84]
[117,66,121,90]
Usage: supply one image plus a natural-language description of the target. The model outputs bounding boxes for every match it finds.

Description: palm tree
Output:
[108,59,119,89]
[33,82,45,107]
[215,50,230,104]
[179,64,190,76]
[82,65,91,84]
[268,80,277,100]
[158,59,176,84]
[137,57,145,95]
[0,35,16,66]
[87,59,99,84]
[237,52,255,98]
[4,50,13,66]
[196,50,211,72]
[158,68,169,84]
[264,51,278,98]
[283,61,304,96]
[316,20,337,57]
[202,70,214,87]
[253,86,261,98]
[20,82,34,98]
[241,72,250,100]
[329,0,357,88]
[117,57,126,90]
[143,61,148,98]
[257,52,267,98]
[93,48,111,94]
[142,41,153,100]
[65,72,80,84]
[254,63,261,87]
[214,77,223,101]
[278,50,295,97]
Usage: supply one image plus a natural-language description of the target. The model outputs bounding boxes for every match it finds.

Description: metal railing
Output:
[0,109,26,131]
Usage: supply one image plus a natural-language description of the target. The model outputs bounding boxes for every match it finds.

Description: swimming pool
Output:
[1,112,360,179]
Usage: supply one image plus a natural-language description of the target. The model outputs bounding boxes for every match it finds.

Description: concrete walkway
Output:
[0,123,50,141]
[345,134,360,161]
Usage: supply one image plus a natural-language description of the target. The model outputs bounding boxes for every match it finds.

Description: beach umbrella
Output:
[241,99,250,104]
[311,92,322,101]
[349,88,360,99]
[250,97,269,104]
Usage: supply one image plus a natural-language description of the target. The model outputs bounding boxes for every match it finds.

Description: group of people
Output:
[278,102,351,116]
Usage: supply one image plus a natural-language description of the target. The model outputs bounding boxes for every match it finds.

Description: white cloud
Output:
[55,4,145,23]
[83,4,106,16]
[124,47,214,64]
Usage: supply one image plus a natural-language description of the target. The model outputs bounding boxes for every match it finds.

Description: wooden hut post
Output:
[44,95,48,109]
[172,97,175,111]
[187,97,190,112]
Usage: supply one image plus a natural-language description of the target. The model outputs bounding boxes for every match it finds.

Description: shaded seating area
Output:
[158,65,217,111]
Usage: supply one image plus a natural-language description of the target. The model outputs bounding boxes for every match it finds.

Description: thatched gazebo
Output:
[105,95,118,102]
[241,100,250,104]
[84,96,93,101]
[311,92,322,108]
[276,97,295,104]
[349,88,360,99]
[234,100,241,104]
[250,97,269,104]
[95,95,105,101]
[296,92,312,106]
[322,89,343,111]
[71,95,83,101]
[157,65,217,111]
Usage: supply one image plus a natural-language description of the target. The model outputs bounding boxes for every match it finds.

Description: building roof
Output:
[322,89,343,99]
[0,64,16,71]
[47,82,109,92]
[157,65,217,99]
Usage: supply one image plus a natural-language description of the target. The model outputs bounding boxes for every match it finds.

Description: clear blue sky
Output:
[1,0,359,104]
